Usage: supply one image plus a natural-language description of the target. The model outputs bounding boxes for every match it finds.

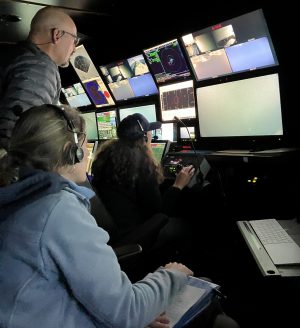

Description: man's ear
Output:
[52,28,63,44]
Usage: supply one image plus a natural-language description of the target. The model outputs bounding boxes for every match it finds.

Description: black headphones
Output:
[47,104,84,164]
[136,119,148,143]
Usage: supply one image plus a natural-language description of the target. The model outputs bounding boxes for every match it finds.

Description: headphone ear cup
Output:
[75,146,84,163]
[66,144,84,164]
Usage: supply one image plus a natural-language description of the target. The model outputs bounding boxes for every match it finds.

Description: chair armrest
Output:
[113,244,142,261]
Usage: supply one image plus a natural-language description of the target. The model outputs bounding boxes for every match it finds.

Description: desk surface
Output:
[237,219,300,277]
[210,147,300,158]
[170,147,300,159]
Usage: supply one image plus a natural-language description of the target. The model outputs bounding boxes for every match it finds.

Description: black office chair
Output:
[81,178,169,265]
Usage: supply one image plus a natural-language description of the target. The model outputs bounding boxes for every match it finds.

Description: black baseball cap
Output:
[117,113,162,140]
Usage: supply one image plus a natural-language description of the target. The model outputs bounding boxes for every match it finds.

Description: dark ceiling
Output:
[0,1,294,63]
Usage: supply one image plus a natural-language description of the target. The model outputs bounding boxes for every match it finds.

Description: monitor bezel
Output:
[195,72,284,151]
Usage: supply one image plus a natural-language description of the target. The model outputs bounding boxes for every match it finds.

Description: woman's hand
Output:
[146,312,170,328]
[173,164,195,190]
[164,262,194,276]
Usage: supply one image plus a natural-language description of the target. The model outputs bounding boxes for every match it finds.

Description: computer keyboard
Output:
[249,219,300,265]
[250,219,294,245]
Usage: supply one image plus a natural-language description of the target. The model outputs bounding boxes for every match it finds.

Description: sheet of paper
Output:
[165,285,205,327]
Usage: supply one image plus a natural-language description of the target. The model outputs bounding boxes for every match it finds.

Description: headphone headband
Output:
[47,104,84,164]
[136,119,148,143]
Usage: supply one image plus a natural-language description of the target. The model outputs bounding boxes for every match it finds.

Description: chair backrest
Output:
[80,178,118,239]
[80,177,168,250]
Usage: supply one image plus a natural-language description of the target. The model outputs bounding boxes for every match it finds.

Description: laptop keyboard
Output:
[248,219,300,265]
[250,219,294,245]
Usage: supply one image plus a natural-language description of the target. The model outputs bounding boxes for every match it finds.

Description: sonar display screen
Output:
[144,39,191,84]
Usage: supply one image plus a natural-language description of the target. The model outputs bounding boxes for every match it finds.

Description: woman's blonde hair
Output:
[0,104,85,186]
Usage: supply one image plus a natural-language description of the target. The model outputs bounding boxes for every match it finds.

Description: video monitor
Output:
[181,9,278,82]
[179,126,196,140]
[159,80,196,121]
[61,82,91,108]
[143,39,191,84]
[118,103,157,124]
[153,123,176,141]
[150,140,171,163]
[96,110,117,140]
[81,111,98,141]
[70,45,115,108]
[196,73,283,138]
[99,54,158,102]
[83,77,115,108]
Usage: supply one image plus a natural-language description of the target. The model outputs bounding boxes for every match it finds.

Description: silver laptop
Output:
[249,219,300,265]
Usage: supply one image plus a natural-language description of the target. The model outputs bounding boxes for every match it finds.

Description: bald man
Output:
[0,6,78,151]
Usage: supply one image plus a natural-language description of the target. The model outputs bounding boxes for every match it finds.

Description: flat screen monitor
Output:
[96,110,117,140]
[118,103,157,124]
[61,82,91,108]
[179,126,196,140]
[82,77,115,108]
[70,45,115,108]
[181,9,278,82]
[81,111,98,141]
[100,54,158,102]
[153,122,176,141]
[196,73,283,139]
[151,140,171,163]
[143,39,191,84]
[159,80,196,121]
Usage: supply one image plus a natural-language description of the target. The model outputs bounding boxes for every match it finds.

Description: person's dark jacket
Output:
[92,167,182,238]
[0,41,61,149]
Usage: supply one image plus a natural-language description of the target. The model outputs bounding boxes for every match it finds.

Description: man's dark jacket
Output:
[0,41,61,149]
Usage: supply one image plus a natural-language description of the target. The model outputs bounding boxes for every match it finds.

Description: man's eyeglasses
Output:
[61,30,80,46]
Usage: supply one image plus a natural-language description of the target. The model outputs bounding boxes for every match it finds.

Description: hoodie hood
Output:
[0,168,93,220]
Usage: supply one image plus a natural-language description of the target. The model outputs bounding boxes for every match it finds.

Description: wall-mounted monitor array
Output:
[96,110,117,140]
[70,45,115,108]
[159,80,196,121]
[143,39,191,84]
[196,73,283,138]
[100,54,158,102]
[181,9,278,82]
[71,8,283,150]
[61,82,91,108]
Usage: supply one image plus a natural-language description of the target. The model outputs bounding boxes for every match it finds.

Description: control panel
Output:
[162,151,211,189]
[162,152,202,178]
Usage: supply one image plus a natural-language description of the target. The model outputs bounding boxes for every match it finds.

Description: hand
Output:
[146,312,170,328]
[173,165,195,190]
[164,262,194,276]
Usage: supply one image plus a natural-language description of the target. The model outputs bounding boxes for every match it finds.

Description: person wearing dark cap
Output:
[116,113,162,142]
[91,113,196,264]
